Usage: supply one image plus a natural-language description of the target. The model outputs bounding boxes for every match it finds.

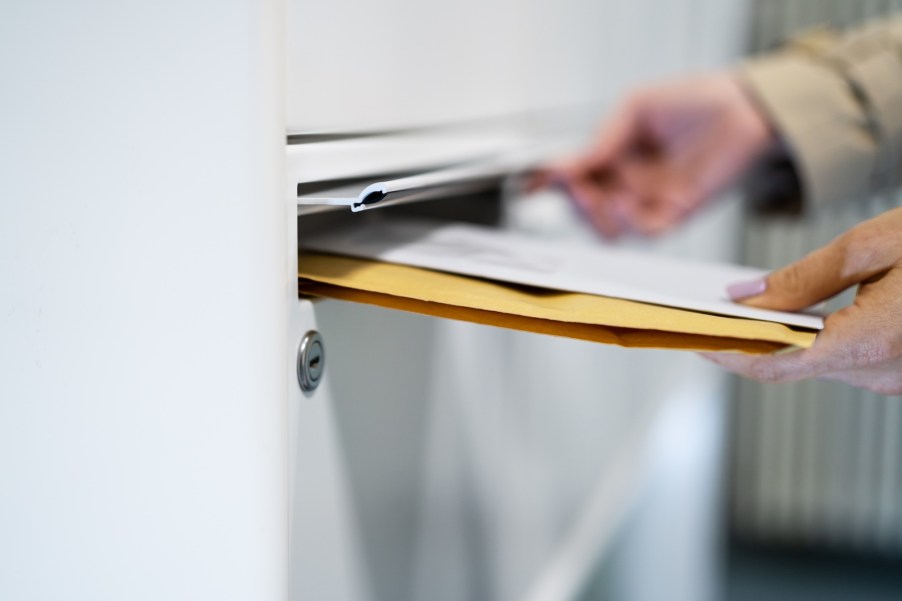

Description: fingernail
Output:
[727,278,767,301]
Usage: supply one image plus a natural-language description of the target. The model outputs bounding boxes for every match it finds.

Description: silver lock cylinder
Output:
[297,331,325,393]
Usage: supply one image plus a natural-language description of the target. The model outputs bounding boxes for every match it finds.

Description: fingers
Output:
[699,348,823,383]
[553,163,694,239]
[541,94,685,239]
[703,341,902,395]
[522,169,554,194]
[713,251,902,392]
[585,96,642,167]
[822,367,902,396]
[557,178,631,239]
[704,300,882,384]
[543,97,641,184]
[617,159,698,236]
[712,208,902,394]
[728,227,898,311]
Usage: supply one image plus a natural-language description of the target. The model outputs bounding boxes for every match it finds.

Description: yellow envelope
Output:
[298,252,817,354]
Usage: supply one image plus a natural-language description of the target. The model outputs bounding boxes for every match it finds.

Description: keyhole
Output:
[298,331,325,393]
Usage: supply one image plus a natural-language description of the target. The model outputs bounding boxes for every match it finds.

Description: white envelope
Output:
[300,218,824,331]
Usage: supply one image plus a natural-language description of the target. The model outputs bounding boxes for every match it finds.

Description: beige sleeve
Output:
[740,17,902,208]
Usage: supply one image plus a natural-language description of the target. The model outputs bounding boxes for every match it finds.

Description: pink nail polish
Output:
[727,278,767,301]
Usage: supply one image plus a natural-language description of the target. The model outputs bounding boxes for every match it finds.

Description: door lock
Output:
[297,331,325,393]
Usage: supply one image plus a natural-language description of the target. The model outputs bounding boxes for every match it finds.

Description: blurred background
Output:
[289,1,902,600]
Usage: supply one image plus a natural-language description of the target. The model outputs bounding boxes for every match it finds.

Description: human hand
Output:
[702,208,902,395]
[540,73,776,238]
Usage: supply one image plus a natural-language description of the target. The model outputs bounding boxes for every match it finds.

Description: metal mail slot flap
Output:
[289,114,588,216]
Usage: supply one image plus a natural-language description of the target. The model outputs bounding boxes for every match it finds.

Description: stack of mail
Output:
[298,220,820,353]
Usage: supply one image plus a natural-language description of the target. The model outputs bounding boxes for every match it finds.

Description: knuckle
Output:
[748,361,781,383]
[838,225,882,276]
[877,338,902,363]
[846,340,895,369]
[847,338,897,368]
[773,263,807,300]
[868,378,902,396]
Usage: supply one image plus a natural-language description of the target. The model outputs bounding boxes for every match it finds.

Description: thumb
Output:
[727,230,893,312]
[541,96,642,187]
[585,96,641,166]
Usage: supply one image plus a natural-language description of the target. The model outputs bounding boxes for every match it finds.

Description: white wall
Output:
[287,0,749,133]
[0,2,288,600]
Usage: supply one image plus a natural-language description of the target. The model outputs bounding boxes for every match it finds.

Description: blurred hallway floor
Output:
[726,545,902,601]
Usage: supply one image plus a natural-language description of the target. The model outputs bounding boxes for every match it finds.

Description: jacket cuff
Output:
[739,55,878,210]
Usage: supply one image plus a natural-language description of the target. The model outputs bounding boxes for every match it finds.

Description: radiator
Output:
[729,0,902,554]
